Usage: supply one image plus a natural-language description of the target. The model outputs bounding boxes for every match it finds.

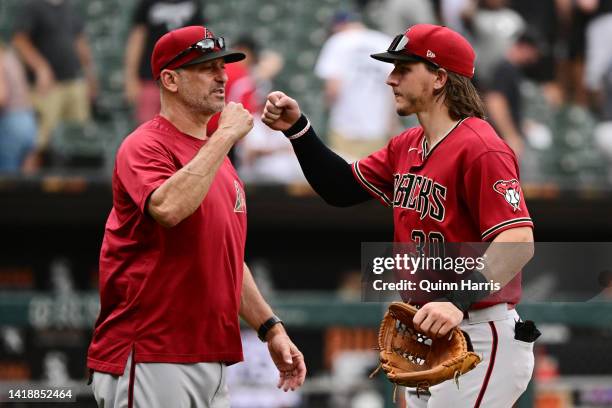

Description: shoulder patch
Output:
[493,179,521,212]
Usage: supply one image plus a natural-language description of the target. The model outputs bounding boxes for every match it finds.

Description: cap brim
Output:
[370,51,423,64]
[181,49,246,67]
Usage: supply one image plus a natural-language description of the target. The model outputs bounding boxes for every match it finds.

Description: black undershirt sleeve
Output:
[282,115,373,207]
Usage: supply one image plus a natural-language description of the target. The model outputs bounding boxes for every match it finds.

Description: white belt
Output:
[465,303,514,324]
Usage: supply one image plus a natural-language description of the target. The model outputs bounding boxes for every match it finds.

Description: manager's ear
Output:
[159,69,180,93]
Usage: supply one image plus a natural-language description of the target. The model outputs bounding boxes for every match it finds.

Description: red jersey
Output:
[88,115,247,375]
[352,117,533,307]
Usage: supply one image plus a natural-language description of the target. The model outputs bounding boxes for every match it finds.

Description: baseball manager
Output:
[87,25,306,408]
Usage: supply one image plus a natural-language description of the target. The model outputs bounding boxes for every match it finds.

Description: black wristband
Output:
[282,114,309,139]
[442,270,491,312]
[257,315,284,342]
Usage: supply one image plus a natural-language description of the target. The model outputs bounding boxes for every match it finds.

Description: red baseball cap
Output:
[151,26,245,80]
[371,24,476,78]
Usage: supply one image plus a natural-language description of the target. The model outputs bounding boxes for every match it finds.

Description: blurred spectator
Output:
[439,0,471,33]
[0,42,36,172]
[462,0,525,87]
[124,0,203,124]
[509,0,571,84]
[604,64,612,120]
[43,351,70,386]
[12,0,97,172]
[590,270,612,301]
[582,0,612,115]
[565,1,594,106]
[206,35,261,136]
[484,31,542,157]
[365,0,437,36]
[238,118,305,184]
[314,11,397,160]
[205,34,301,183]
[231,35,284,101]
[336,270,362,301]
[594,121,612,178]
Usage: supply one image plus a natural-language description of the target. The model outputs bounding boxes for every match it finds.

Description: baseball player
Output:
[87,26,306,408]
[262,24,535,407]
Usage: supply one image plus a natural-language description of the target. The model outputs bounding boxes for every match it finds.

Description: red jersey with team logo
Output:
[88,115,247,375]
[352,117,533,308]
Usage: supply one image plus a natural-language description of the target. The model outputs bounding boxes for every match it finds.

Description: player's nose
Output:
[386,70,399,87]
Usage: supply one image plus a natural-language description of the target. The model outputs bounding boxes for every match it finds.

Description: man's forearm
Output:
[125,26,146,80]
[240,263,277,332]
[76,35,95,78]
[481,226,535,287]
[147,130,236,227]
[12,33,50,72]
[284,115,371,207]
[444,227,534,311]
[485,92,522,142]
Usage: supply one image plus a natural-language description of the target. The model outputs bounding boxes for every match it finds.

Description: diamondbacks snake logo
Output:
[493,179,521,212]
[234,180,245,213]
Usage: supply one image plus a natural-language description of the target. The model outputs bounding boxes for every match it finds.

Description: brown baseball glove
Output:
[370,302,481,398]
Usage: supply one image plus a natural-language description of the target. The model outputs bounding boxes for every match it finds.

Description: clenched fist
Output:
[261,91,302,131]
[217,102,254,142]
[413,301,464,338]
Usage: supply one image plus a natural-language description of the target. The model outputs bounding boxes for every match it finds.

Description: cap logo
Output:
[426,50,436,58]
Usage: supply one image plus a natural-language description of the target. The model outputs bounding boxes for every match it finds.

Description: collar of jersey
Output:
[421,118,466,159]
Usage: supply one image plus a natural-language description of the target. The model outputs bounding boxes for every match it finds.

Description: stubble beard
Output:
[183,89,224,116]
[396,95,420,116]
[396,88,430,116]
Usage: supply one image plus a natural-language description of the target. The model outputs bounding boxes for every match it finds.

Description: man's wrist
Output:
[257,315,285,342]
[282,114,309,139]
[212,127,242,145]
[442,270,491,312]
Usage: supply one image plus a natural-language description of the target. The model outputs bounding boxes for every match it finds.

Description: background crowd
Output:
[1,0,612,187]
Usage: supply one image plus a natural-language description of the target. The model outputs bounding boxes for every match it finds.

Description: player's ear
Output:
[159,69,180,93]
[433,68,448,91]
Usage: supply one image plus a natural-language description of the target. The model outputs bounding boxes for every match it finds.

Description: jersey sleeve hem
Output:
[481,218,534,241]
[351,161,392,207]
[138,180,166,215]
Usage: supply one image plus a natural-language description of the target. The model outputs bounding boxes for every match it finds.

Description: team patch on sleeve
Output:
[493,179,521,212]
[233,180,246,213]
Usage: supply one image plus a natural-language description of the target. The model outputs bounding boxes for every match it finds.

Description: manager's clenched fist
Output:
[216,101,254,142]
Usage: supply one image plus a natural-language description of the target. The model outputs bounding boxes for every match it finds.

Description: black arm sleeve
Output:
[282,115,372,207]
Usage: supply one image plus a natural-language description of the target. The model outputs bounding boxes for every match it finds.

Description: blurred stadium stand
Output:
[0,0,330,173]
[2,0,612,407]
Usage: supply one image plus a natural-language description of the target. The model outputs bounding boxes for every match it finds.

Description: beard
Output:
[395,84,430,116]
[396,94,423,116]
[182,90,224,115]
[178,76,226,115]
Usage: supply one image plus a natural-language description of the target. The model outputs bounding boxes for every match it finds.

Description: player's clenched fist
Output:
[261,91,302,131]
[217,102,254,142]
